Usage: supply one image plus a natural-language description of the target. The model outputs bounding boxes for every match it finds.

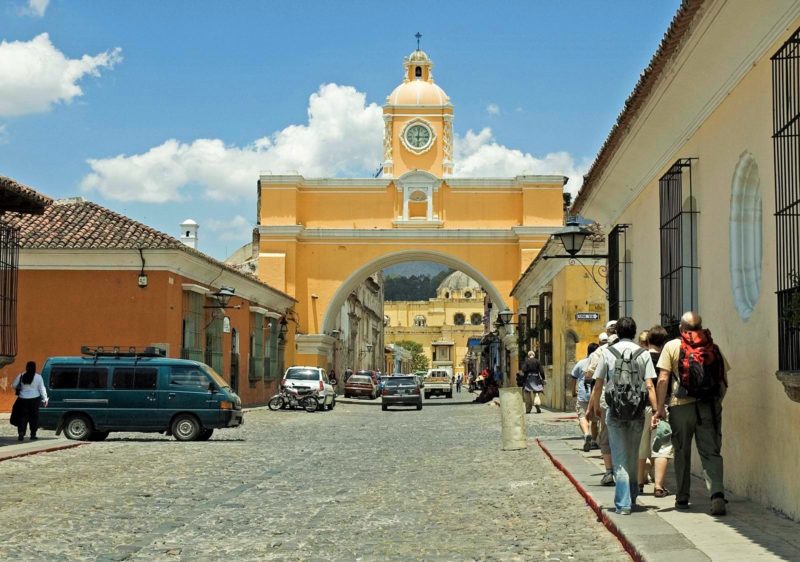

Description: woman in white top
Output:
[11,361,48,441]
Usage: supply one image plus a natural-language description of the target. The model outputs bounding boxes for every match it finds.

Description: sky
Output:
[0,0,681,260]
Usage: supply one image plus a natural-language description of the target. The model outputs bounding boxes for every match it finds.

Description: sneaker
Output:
[17,435,24,441]
[29,435,38,440]
[535,405,542,414]
[600,471,615,486]
[710,496,727,516]
[583,435,592,452]
[675,500,690,510]
[591,441,600,450]
[615,508,631,515]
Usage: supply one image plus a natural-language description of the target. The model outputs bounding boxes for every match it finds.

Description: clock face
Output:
[405,124,432,149]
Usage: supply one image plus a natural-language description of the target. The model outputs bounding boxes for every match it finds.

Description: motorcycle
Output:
[268,382,319,413]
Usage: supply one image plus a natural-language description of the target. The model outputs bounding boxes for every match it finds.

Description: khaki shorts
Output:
[597,407,610,455]
[575,400,589,420]
[639,407,674,459]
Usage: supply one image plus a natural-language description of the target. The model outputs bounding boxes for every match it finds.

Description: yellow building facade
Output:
[568,0,800,519]
[385,271,486,374]
[257,49,566,371]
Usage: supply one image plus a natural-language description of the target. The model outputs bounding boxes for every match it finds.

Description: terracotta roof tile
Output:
[3,197,296,302]
[0,175,53,214]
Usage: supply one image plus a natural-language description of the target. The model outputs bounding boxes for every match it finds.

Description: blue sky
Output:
[1,0,680,259]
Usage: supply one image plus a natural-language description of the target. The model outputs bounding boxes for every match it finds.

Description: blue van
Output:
[38,347,243,441]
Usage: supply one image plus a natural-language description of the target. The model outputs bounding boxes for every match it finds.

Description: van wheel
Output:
[63,414,93,441]
[197,429,214,441]
[171,414,201,441]
[88,431,109,441]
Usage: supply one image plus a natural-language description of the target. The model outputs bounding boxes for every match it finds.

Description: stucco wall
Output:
[608,20,800,518]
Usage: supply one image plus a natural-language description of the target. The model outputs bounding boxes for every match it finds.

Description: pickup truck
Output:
[424,368,453,399]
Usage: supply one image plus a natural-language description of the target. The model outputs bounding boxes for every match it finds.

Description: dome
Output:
[386,50,450,106]
[438,271,480,292]
[388,81,449,105]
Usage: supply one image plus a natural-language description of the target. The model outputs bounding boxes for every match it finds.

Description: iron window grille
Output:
[607,224,632,320]
[0,222,18,361]
[539,292,553,366]
[659,158,699,337]
[773,27,800,371]
[249,312,265,380]
[267,317,279,379]
[204,307,224,377]
[181,291,204,362]
[527,304,540,356]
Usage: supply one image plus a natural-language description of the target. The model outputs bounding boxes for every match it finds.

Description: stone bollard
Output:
[499,386,528,450]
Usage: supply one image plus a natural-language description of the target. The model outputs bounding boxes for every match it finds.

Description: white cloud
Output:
[453,127,589,196]
[25,0,49,17]
[206,215,254,242]
[0,33,122,117]
[82,83,384,203]
[81,84,588,203]
[486,103,500,116]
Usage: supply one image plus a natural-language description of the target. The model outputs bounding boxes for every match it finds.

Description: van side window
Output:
[50,366,79,389]
[79,367,108,389]
[169,366,208,389]
[112,367,157,390]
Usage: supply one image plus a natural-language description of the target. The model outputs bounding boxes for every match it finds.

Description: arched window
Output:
[730,152,762,321]
[414,315,426,327]
[445,292,450,299]
[470,313,482,325]
[415,66,422,78]
[454,313,465,325]
[464,291,472,299]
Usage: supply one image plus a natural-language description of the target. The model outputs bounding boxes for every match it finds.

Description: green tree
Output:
[395,340,429,372]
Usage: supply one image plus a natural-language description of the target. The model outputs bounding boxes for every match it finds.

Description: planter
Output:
[776,371,800,403]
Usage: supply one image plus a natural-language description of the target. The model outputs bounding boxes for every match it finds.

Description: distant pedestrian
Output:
[522,351,545,414]
[344,368,353,382]
[589,317,658,515]
[493,364,503,386]
[654,311,729,515]
[638,330,649,349]
[456,373,462,393]
[329,370,338,386]
[572,343,599,450]
[10,361,48,441]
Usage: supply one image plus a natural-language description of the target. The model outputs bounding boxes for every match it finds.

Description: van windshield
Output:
[201,365,230,389]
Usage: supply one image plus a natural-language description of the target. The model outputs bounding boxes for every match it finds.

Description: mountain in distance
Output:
[382,261,449,278]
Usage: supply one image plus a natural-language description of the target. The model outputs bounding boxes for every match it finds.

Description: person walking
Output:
[586,324,617,486]
[588,317,658,515]
[456,373,462,393]
[637,326,673,497]
[522,351,545,414]
[11,361,48,441]
[654,312,729,515]
[572,343,599,451]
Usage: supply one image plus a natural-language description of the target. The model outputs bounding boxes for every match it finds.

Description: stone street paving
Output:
[0,394,627,561]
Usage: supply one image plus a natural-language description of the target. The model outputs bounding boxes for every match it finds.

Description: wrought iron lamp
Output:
[543,220,609,295]
[204,286,236,309]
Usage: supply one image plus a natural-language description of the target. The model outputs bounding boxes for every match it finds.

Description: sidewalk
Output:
[538,433,800,561]
[0,412,84,461]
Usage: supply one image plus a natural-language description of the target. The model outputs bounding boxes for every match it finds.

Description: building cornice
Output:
[259,226,534,242]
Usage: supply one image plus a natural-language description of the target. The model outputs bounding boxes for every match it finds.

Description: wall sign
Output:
[576,312,600,321]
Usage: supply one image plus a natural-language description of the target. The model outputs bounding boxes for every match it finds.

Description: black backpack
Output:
[604,346,648,420]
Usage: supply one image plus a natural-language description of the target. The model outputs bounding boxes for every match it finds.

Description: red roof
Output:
[0,175,53,215]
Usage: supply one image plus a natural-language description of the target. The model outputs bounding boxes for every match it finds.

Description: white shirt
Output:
[12,373,48,402]
[593,339,657,385]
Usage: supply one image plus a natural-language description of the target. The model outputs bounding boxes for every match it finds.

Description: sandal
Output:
[654,488,671,498]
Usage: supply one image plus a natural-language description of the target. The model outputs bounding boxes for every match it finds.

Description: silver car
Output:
[282,366,336,411]
[381,376,422,411]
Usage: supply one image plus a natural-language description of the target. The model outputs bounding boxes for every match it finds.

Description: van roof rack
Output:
[80,346,167,359]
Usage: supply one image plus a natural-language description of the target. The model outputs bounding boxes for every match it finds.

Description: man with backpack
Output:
[654,311,729,515]
[588,317,658,515]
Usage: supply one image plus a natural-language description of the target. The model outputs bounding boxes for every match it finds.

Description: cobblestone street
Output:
[0,394,627,561]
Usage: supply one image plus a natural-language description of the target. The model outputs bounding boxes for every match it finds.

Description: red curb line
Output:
[536,438,642,562]
[0,442,84,463]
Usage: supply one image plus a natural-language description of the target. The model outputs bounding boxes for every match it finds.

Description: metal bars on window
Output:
[607,224,631,320]
[539,292,553,366]
[773,28,800,370]
[181,291,204,362]
[659,158,699,337]
[0,223,19,360]
[249,312,265,380]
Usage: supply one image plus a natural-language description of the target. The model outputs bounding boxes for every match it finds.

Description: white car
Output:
[282,366,336,411]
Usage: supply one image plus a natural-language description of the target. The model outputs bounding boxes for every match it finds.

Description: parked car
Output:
[381,375,422,411]
[282,366,336,411]
[38,347,243,441]
[424,368,453,399]
[344,375,378,399]
[356,369,378,387]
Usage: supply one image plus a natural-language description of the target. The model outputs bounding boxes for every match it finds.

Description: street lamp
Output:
[204,286,236,309]
[498,308,514,325]
[555,220,589,256]
[543,219,610,295]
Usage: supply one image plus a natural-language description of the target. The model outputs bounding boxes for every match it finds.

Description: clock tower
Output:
[383,49,453,178]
